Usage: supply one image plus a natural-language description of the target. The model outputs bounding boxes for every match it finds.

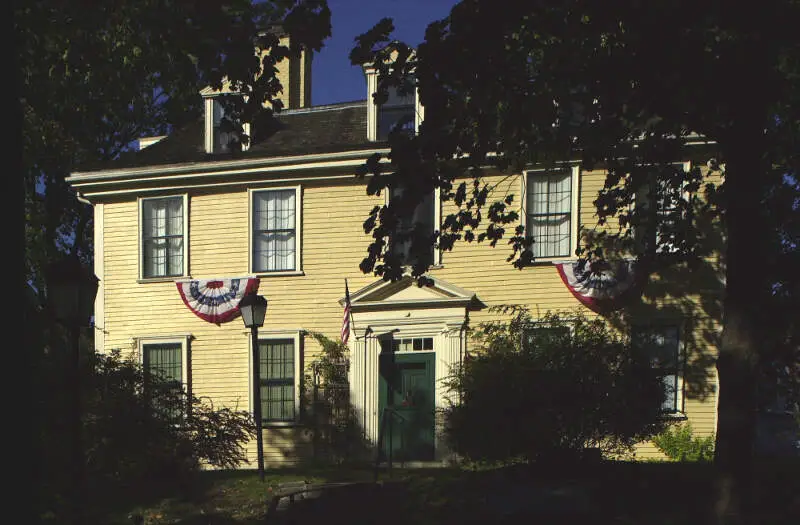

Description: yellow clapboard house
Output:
[67,34,722,466]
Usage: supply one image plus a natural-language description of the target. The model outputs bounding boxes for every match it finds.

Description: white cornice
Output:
[68,148,390,182]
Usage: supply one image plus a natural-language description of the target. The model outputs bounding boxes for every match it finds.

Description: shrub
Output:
[652,423,715,462]
[442,307,669,464]
[302,332,367,463]
[39,348,255,509]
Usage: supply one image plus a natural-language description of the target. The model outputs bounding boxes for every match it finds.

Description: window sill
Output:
[527,256,578,266]
[138,276,191,284]
[660,412,688,421]
[253,270,305,278]
[262,420,300,428]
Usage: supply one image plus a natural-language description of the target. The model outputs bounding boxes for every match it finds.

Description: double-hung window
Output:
[387,185,438,267]
[251,187,301,273]
[634,162,690,255]
[632,325,682,414]
[525,166,579,259]
[257,338,299,423]
[140,196,187,279]
[141,339,188,423]
[522,324,571,351]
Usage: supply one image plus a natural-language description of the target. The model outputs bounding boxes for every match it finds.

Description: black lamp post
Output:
[45,255,99,525]
[239,292,268,481]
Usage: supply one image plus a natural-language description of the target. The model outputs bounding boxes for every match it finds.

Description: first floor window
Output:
[522,324,570,351]
[143,342,184,422]
[526,171,573,258]
[632,325,681,413]
[142,197,184,278]
[252,189,297,272]
[259,339,296,422]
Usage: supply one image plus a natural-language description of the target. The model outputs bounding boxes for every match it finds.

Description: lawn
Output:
[89,460,799,525]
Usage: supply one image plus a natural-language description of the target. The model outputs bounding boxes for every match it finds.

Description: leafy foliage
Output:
[19,0,331,299]
[303,332,367,463]
[442,308,668,463]
[653,423,716,462]
[38,349,255,516]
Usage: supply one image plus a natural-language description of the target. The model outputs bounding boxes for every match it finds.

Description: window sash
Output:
[259,339,295,422]
[142,197,184,278]
[526,172,572,258]
[388,186,435,265]
[253,190,297,272]
[143,343,184,421]
[522,325,570,351]
[632,325,681,413]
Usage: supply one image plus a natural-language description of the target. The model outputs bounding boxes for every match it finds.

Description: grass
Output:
[90,460,799,525]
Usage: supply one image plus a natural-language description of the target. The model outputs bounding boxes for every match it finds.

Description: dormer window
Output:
[204,95,250,154]
[365,67,424,142]
[378,85,416,141]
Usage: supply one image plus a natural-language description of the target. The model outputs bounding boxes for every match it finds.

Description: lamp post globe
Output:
[239,292,267,329]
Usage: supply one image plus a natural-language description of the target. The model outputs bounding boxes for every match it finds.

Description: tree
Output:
[18,0,331,298]
[352,2,799,523]
[443,308,668,464]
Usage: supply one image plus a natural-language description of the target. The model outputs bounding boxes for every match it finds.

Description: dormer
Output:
[364,62,424,142]
[202,31,312,154]
[202,90,250,154]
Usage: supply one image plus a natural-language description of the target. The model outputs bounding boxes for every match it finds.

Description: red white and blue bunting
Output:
[554,259,637,312]
[176,277,260,324]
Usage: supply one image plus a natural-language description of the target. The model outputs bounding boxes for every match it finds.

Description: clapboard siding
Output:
[99,164,721,465]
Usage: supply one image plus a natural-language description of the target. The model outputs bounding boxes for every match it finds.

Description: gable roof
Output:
[81,100,376,172]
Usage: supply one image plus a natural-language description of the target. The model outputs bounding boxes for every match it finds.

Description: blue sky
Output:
[311,0,459,105]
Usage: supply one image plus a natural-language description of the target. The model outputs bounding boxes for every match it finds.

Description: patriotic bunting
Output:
[176,277,260,324]
[554,259,638,312]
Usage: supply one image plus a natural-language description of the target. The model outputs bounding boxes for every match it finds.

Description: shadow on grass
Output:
[92,459,799,524]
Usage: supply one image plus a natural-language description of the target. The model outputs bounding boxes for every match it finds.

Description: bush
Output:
[39,348,255,514]
[302,333,367,463]
[652,423,715,462]
[442,307,669,464]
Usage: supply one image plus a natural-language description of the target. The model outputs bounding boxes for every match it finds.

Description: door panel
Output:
[379,352,435,462]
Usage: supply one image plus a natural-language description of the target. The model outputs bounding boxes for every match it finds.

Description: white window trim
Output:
[384,186,442,267]
[248,330,302,427]
[365,66,424,142]
[137,335,191,391]
[521,165,581,263]
[631,322,686,416]
[630,161,692,255]
[138,194,190,282]
[248,185,303,276]
[204,96,251,154]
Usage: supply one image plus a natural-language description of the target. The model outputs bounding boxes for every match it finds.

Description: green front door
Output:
[378,351,436,462]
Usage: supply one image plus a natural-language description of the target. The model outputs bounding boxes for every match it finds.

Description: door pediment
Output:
[341,275,482,311]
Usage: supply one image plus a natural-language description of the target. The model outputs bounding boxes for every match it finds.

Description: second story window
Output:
[525,167,579,259]
[140,196,186,279]
[378,85,416,141]
[251,187,301,274]
[387,185,438,267]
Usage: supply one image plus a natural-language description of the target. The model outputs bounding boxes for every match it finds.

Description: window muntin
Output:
[259,339,296,422]
[390,337,434,352]
[141,197,184,278]
[143,342,184,422]
[252,189,297,273]
[526,171,573,258]
[632,325,681,413]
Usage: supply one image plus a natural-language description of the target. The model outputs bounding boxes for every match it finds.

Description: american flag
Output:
[341,279,352,344]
